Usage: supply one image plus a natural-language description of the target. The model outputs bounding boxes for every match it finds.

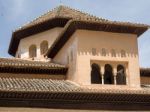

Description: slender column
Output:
[125,68,128,85]
[113,66,117,85]
[101,65,105,85]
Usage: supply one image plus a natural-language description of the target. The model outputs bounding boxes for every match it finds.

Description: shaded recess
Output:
[91,63,102,84]
[104,64,114,84]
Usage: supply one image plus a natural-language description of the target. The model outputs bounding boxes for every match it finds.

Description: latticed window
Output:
[121,50,126,57]
[29,45,37,58]
[92,48,96,56]
[40,41,48,55]
[102,48,106,56]
[111,49,116,57]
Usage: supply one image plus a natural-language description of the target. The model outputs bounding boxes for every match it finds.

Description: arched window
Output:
[121,50,126,57]
[29,45,37,58]
[102,48,106,56]
[116,65,126,85]
[91,63,102,84]
[111,49,116,57]
[104,64,114,84]
[40,41,48,55]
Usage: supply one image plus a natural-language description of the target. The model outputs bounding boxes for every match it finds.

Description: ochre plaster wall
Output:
[53,33,78,81]
[75,30,140,88]
[16,27,63,60]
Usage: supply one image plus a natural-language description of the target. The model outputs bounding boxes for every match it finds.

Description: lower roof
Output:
[0,77,150,110]
[0,58,67,75]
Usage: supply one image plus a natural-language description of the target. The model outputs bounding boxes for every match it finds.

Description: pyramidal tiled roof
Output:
[9,5,149,57]
[17,5,107,31]
[17,5,149,32]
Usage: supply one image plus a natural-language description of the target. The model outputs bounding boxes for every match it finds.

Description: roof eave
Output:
[8,17,70,56]
[46,20,149,58]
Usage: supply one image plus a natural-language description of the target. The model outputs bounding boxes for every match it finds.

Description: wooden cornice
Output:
[47,20,149,58]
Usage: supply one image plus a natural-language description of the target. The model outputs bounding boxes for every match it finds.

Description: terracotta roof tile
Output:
[0,58,68,74]
[0,77,80,92]
[0,77,150,107]
[9,5,149,56]
[17,5,106,31]
[0,77,149,95]
[0,58,66,69]
[17,5,149,32]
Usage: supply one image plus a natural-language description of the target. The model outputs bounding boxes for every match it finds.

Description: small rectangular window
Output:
[111,49,116,57]
[121,50,126,57]
[101,48,106,56]
[70,50,73,61]
[67,55,69,64]
[92,48,96,56]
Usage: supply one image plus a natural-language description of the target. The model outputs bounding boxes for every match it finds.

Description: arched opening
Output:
[40,41,48,55]
[29,45,37,58]
[116,65,126,85]
[91,63,102,84]
[104,64,114,84]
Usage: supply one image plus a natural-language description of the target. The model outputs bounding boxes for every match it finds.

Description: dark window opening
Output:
[91,63,102,84]
[116,65,126,85]
[104,64,114,84]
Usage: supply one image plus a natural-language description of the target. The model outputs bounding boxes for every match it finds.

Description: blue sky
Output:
[0,0,150,67]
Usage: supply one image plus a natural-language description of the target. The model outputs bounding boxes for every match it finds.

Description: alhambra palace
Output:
[0,5,150,111]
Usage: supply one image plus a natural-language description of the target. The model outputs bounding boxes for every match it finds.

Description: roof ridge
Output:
[15,5,108,31]
[60,5,107,21]
[14,5,150,32]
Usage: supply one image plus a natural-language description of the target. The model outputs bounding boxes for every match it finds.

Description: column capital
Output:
[113,67,117,76]
[101,65,105,75]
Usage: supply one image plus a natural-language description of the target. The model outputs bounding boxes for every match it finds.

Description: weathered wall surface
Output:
[53,33,78,81]
[75,30,140,88]
[16,27,63,59]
